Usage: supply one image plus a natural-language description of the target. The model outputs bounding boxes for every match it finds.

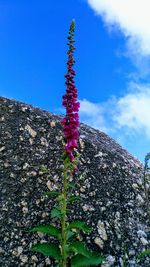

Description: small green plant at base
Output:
[39,164,49,174]
[138,249,150,262]
[29,20,104,267]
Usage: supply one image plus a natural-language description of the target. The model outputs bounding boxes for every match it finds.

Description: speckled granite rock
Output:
[0,96,150,267]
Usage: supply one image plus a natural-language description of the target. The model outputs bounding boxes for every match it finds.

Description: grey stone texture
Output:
[0,96,150,266]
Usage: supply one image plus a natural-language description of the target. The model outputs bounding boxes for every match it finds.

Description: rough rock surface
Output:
[0,96,150,267]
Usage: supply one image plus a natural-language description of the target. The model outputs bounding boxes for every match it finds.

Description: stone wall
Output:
[0,96,149,266]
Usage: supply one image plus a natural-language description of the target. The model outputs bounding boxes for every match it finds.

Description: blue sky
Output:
[1,0,150,162]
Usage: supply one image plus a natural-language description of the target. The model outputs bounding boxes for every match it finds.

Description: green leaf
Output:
[39,165,49,174]
[43,191,61,197]
[69,241,92,258]
[32,243,61,260]
[68,221,92,233]
[138,249,150,261]
[68,195,81,203]
[51,207,62,219]
[29,225,61,239]
[68,182,75,189]
[66,230,76,240]
[71,253,104,267]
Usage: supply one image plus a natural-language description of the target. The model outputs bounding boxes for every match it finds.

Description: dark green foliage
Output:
[66,230,76,241]
[51,207,62,219]
[138,249,150,261]
[68,220,92,233]
[29,225,61,239]
[68,195,81,203]
[69,241,92,258]
[71,253,104,267]
[68,182,76,189]
[40,165,49,174]
[32,243,61,260]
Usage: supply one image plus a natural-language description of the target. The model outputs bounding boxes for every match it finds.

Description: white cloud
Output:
[80,83,150,139]
[113,83,150,137]
[84,1,150,160]
[87,0,150,57]
[79,99,107,132]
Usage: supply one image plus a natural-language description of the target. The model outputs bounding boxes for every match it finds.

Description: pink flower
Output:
[61,20,79,161]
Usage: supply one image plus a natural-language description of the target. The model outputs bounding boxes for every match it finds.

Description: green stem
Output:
[61,160,68,267]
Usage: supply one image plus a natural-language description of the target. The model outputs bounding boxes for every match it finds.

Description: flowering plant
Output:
[29,20,104,267]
